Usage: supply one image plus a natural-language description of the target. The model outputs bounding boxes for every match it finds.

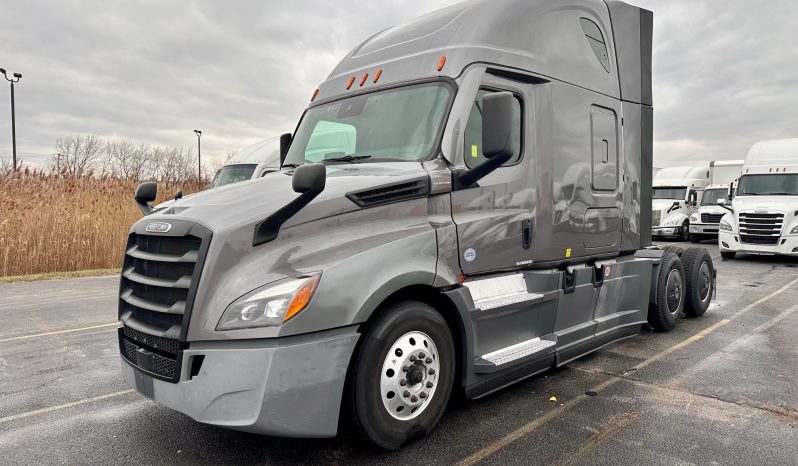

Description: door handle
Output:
[522,218,534,250]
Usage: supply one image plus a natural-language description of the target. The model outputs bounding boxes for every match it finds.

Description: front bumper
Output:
[652,226,684,237]
[689,223,720,236]
[718,231,798,256]
[121,325,360,438]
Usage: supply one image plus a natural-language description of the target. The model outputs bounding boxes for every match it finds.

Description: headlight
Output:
[719,220,733,232]
[664,218,679,226]
[791,225,798,234]
[217,275,320,330]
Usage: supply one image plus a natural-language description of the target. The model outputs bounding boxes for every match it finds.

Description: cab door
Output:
[450,74,535,276]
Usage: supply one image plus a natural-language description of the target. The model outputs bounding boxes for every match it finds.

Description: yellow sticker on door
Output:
[565,248,572,258]
[471,145,478,158]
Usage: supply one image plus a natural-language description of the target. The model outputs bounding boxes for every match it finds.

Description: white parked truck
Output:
[210,138,281,188]
[718,139,798,259]
[688,160,743,242]
[651,166,709,240]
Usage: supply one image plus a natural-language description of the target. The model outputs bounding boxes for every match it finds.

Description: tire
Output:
[720,251,736,260]
[681,247,714,317]
[679,221,690,242]
[688,233,700,243]
[345,301,455,450]
[648,252,686,331]
[662,245,684,256]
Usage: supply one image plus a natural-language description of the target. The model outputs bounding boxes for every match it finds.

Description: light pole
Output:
[0,68,22,170]
[193,129,202,183]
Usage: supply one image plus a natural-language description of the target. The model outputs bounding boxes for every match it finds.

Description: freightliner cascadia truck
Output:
[651,166,710,241]
[718,139,798,259]
[118,0,717,450]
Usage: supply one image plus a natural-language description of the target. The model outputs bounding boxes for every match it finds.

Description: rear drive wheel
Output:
[346,301,455,450]
[720,251,736,260]
[648,252,685,331]
[681,247,714,317]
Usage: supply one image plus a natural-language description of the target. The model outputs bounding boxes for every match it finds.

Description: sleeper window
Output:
[463,89,522,168]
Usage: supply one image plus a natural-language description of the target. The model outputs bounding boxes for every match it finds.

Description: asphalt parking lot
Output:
[1,241,797,465]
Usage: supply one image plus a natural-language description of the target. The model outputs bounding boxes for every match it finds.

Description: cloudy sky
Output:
[1,0,797,169]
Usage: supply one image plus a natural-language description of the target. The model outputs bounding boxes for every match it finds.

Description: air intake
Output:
[346,178,429,207]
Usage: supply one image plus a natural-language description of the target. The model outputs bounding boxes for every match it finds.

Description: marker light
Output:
[359,72,369,86]
[437,56,446,71]
[217,275,321,330]
[346,76,355,89]
[310,88,319,102]
[373,68,382,83]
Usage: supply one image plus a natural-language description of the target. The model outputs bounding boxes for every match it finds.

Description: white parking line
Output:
[0,323,118,343]
[0,390,135,425]
[0,292,117,310]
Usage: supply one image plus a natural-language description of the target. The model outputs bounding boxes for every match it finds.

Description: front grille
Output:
[652,210,662,226]
[701,213,724,224]
[118,222,211,383]
[738,212,783,245]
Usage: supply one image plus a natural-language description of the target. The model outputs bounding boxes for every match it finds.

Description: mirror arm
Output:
[720,204,733,212]
[136,201,153,216]
[454,152,513,190]
[253,189,319,246]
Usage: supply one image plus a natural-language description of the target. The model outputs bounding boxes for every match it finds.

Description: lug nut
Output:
[409,355,417,362]
[426,381,433,388]
[410,395,418,402]
[403,390,411,398]
[419,352,426,359]
[400,379,407,386]
[425,357,433,364]
[402,365,409,372]
[428,368,435,375]
[420,392,427,399]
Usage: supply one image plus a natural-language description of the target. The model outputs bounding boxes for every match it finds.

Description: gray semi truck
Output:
[118,0,716,450]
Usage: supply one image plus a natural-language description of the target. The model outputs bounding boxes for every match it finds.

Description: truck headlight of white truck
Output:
[217,275,320,330]
[719,219,734,232]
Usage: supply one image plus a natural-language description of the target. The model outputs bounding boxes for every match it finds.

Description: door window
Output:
[463,89,522,168]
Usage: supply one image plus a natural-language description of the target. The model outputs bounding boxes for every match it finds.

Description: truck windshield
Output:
[283,82,451,165]
[737,174,798,196]
[653,187,687,200]
[701,188,727,205]
[212,164,257,188]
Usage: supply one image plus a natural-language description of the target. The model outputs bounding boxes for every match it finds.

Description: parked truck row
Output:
[118,0,719,450]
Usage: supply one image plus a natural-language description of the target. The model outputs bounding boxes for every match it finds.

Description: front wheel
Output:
[679,221,690,242]
[346,301,455,450]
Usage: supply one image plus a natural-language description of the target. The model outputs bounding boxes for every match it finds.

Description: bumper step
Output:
[475,336,557,373]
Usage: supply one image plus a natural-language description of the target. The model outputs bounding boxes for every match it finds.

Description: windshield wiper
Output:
[323,154,373,163]
[281,163,300,169]
[760,192,794,196]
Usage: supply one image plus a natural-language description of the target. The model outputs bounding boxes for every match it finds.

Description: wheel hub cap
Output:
[380,331,440,421]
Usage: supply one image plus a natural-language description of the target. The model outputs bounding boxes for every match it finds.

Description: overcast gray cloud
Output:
[1,0,797,169]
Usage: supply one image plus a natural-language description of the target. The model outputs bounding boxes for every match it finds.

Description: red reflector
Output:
[359,72,369,86]
[346,76,355,89]
[373,68,382,83]
[310,88,319,102]
[437,56,446,71]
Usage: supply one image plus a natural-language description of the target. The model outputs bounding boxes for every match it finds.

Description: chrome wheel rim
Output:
[380,331,440,421]
[666,269,683,315]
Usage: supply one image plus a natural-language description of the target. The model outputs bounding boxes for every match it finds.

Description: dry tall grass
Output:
[0,170,200,277]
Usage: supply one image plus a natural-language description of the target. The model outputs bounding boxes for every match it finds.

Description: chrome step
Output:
[473,291,543,311]
[480,337,556,366]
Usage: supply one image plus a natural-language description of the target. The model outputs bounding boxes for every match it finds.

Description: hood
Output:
[732,195,798,214]
[652,199,683,211]
[137,162,431,233]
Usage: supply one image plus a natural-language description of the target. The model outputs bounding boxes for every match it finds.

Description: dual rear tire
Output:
[648,247,714,331]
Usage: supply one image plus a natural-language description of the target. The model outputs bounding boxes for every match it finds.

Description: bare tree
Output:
[53,134,104,176]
